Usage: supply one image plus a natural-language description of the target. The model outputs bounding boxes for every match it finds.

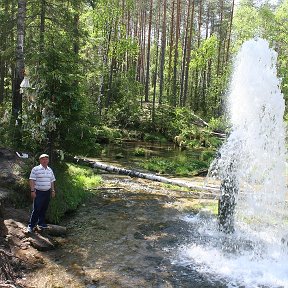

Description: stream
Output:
[22,171,227,288]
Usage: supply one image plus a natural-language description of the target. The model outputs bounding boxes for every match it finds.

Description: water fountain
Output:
[174,38,288,287]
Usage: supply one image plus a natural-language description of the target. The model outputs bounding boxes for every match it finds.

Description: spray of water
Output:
[175,38,288,287]
[211,37,287,230]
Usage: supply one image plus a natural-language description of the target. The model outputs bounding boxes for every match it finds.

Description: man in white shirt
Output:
[27,153,56,233]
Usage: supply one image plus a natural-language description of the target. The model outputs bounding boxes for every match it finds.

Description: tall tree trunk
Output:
[193,0,202,112]
[179,0,191,107]
[167,0,175,103]
[158,0,167,105]
[152,5,160,124]
[216,0,224,77]
[183,0,195,107]
[144,0,153,102]
[137,9,146,87]
[107,19,118,108]
[200,2,211,116]
[73,13,80,55]
[0,56,4,104]
[172,0,181,107]
[39,0,46,55]
[226,0,235,64]
[11,0,26,147]
[0,0,9,103]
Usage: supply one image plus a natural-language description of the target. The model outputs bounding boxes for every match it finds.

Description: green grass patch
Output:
[189,200,218,215]
[133,147,149,157]
[47,163,102,223]
[141,156,208,176]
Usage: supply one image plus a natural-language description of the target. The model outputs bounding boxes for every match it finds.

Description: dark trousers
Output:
[29,189,51,228]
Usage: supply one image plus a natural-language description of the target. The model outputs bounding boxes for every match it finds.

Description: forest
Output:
[0,0,287,159]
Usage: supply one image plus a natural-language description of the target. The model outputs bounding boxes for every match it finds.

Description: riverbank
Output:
[0,147,221,287]
[14,173,222,288]
[0,148,103,287]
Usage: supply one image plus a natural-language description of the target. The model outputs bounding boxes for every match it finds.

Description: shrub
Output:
[47,163,102,223]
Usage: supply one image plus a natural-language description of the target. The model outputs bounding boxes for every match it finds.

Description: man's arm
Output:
[51,181,56,198]
[29,179,36,199]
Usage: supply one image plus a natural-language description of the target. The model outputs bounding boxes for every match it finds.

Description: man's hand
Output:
[31,191,36,199]
[51,190,56,198]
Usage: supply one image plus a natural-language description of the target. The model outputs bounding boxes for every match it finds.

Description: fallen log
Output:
[74,157,220,195]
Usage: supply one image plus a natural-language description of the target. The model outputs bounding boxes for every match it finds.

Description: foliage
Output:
[101,73,143,129]
[93,126,122,144]
[0,104,12,147]
[141,156,208,176]
[273,0,288,103]
[232,0,288,114]
[0,0,287,157]
[208,116,229,133]
[143,133,167,143]
[190,35,218,70]
[133,147,147,157]
[152,105,174,132]
[200,150,216,163]
[47,163,102,223]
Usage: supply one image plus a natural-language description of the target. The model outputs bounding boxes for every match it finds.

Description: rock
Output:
[4,214,61,252]
[28,233,55,251]
[40,224,67,237]
[0,147,30,192]
[281,234,288,246]
[0,148,16,160]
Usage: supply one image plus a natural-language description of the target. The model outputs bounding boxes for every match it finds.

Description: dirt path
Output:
[14,174,225,288]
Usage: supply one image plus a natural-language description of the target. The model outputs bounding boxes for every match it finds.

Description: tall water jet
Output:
[210,38,287,234]
[174,38,288,287]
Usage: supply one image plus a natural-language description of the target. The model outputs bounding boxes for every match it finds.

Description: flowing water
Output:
[175,38,288,287]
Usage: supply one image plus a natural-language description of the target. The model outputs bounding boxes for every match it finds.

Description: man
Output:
[27,153,56,233]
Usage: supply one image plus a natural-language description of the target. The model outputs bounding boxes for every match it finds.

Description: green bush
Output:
[141,156,208,176]
[47,163,102,223]
[208,116,229,133]
[133,147,147,157]
[94,126,123,144]
[143,133,167,143]
[200,150,216,163]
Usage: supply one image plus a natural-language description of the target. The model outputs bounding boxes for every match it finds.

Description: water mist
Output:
[214,38,287,234]
[174,38,288,287]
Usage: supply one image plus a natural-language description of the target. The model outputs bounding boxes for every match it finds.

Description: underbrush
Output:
[47,163,102,223]
[140,155,209,176]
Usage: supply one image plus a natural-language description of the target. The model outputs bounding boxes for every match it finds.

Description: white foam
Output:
[178,242,288,288]
[175,214,288,287]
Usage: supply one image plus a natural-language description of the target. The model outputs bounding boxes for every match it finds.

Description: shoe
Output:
[38,224,48,229]
[27,226,33,233]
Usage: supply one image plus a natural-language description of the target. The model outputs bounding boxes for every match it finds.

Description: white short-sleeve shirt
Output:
[29,164,56,191]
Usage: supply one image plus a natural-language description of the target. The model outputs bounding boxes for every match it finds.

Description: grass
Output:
[140,155,208,176]
[47,163,102,223]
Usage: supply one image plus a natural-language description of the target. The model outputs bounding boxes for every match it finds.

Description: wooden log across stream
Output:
[74,156,220,196]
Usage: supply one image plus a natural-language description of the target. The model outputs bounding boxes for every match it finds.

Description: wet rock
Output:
[158,235,179,246]
[281,234,288,246]
[144,255,164,266]
[134,231,145,240]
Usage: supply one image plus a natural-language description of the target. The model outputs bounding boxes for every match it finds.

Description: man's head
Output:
[39,153,49,167]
